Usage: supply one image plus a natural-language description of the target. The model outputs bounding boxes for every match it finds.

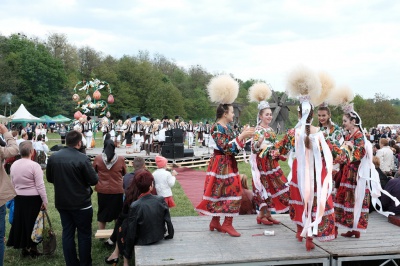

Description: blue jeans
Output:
[58,208,93,266]
[0,205,6,266]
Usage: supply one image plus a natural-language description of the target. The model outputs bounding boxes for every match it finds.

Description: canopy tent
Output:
[8,104,40,123]
[130,115,149,122]
[51,114,71,123]
[39,115,55,123]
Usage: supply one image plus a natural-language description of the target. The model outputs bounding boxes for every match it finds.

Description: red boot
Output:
[209,216,222,232]
[341,230,360,238]
[221,217,241,237]
[306,237,315,251]
[296,224,303,242]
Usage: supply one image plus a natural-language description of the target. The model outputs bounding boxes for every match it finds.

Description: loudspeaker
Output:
[50,144,64,151]
[161,143,184,159]
[172,128,183,137]
[165,130,173,137]
[184,149,194,157]
[165,136,184,143]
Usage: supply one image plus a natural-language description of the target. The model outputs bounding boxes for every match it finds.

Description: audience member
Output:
[47,130,98,266]
[152,155,177,208]
[7,141,47,257]
[381,178,400,215]
[123,169,174,266]
[376,138,395,176]
[0,124,19,266]
[93,136,126,231]
[372,156,390,189]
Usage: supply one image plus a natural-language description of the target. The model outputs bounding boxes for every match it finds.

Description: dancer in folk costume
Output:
[248,82,289,225]
[269,66,335,251]
[195,75,255,237]
[328,87,400,239]
[114,119,123,148]
[132,117,143,153]
[143,121,152,156]
[313,72,344,188]
[123,119,133,154]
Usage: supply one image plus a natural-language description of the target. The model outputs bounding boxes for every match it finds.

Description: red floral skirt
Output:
[290,159,336,241]
[252,156,289,213]
[195,154,241,216]
[334,162,370,231]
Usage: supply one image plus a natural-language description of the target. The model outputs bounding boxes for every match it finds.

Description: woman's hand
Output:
[239,126,255,141]
[41,202,47,210]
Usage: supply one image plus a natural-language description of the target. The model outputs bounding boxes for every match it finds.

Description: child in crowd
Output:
[152,155,177,208]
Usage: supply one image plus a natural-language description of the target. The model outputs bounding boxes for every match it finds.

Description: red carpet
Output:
[175,168,206,208]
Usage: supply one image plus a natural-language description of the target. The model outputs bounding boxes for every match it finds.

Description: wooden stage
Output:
[135,212,400,266]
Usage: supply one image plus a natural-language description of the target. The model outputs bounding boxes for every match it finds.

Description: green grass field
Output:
[3,132,291,265]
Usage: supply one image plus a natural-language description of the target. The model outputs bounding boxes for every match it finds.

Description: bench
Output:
[388,214,400,227]
[95,229,113,239]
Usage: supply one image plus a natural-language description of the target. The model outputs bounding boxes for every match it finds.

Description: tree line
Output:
[0,32,398,129]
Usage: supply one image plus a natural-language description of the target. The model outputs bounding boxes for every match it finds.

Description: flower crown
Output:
[258,100,270,110]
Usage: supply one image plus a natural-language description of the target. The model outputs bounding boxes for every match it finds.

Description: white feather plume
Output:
[286,65,321,99]
[311,71,335,106]
[248,82,272,102]
[207,74,239,104]
[327,85,354,106]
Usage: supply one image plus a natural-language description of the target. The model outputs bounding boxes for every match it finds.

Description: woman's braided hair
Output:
[299,104,314,149]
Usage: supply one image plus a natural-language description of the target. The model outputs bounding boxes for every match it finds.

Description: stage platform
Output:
[135,213,400,266]
[85,145,248,168]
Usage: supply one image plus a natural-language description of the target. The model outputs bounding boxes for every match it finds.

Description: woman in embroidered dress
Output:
[195,75,255,237]
[268,66,335,251]
[248,83,289,225]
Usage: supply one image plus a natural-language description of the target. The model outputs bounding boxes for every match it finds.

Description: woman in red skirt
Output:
[195,74,255,237]
[248,83,289,225]
[266,66,335,251]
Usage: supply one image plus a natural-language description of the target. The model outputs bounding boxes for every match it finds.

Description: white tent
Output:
[8,104,41,123]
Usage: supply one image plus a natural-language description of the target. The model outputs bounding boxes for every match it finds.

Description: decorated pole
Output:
[71,78,114,143]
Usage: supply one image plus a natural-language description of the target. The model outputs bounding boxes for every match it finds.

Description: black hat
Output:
[175,115,179,119]
[150,118,154,122]
[163,115,169,120]
[136,116,141,121]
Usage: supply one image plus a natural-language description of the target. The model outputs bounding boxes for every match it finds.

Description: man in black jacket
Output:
[123,170,174,264]
[47,130,98,266]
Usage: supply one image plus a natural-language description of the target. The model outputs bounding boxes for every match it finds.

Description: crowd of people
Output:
[1,70,400,265]
[0,125,176,265]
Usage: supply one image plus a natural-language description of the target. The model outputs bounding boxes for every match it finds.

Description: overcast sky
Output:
[1,0,399,99]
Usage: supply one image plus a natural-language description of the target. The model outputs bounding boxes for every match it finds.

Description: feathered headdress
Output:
[248,82,272,125]
[207,74,239,104]
[311,72,335,107]
[286,65,321,125]
[248,82,272,109]
[327,85,356,119]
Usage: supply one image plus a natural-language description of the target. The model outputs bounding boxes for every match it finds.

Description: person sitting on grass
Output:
[239,174,256,215]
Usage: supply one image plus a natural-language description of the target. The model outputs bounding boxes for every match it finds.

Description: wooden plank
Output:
[95,229,113,239]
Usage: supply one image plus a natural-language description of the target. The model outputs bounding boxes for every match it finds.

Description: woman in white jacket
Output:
[152,155,177,208]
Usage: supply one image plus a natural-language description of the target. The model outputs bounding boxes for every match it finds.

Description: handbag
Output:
[31,210,44,243]
[42,210,57,255]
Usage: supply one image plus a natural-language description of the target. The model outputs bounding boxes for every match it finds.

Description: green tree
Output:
[0,34,67,115]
